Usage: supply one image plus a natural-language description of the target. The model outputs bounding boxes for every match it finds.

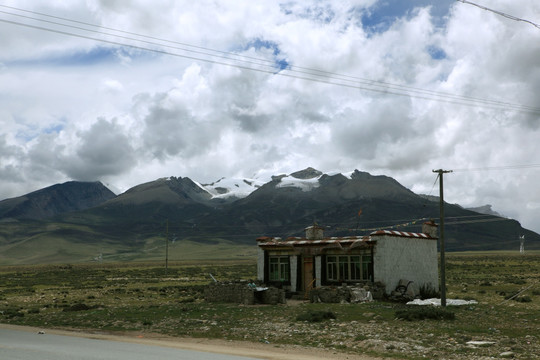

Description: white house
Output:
[256,221,439,295]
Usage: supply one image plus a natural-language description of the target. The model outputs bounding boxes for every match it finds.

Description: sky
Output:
[1,0,540,235]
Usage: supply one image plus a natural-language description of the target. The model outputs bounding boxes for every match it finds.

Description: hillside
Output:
[0,169,538,264]
[0,181,116,220]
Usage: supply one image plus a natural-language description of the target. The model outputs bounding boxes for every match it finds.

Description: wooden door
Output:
[303,257,314,293]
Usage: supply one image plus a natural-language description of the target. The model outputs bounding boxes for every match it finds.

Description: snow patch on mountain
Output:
[276,175,322,192]
[201,177,266,199]
[334,170,355,179]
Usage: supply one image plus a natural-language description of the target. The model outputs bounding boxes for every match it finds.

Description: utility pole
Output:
[165,219,169,276]
[433,169,452,307]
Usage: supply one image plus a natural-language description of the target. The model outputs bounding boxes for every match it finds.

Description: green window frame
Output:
[326,254,371,281]
[327,256,337,280]
[269,256,290,282]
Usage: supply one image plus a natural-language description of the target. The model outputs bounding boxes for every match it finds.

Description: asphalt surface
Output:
[0,327,262,360]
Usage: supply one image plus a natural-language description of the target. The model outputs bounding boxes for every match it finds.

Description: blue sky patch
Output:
[245,38,289,71]
[427,45,447,60]
[44,124,64,134]
[247,39,281,56]
[8,46,150,67]
[54,46,117,66]
[361,0,455,34]
[280,3,335,23]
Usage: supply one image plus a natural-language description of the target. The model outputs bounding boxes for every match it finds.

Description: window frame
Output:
[325,254,372,282]
[268,255,290,283]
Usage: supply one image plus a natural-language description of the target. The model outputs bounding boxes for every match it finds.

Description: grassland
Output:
[0,228,256,265]
[1,252,539,359]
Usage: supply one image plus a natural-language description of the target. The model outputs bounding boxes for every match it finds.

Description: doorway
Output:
[303,256,314,293]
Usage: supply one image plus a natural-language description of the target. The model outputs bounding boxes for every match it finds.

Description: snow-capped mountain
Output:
[2,167,539,258]
[199,177,266,199]
[200,167,333,198]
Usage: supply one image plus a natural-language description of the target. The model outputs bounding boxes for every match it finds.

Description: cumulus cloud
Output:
[64,118,137,180]
[1,0,540,233]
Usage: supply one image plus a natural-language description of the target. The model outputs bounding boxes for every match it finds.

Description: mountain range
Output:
[1,168,538,264]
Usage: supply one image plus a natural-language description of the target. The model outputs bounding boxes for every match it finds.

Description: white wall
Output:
[373,235,439,294]
[257,247,265,281]
[315,256,322,287]
[290,255,298,292]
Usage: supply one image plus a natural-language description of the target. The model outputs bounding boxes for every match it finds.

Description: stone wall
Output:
[309,282,386,303]
[204,281,286,305]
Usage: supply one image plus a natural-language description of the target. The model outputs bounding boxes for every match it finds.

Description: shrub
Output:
[296,310,336,322]
[63,303,90,312]
[2,308,25,319]
[507,277,526,285]
[395,306,455,321]
[419,284,439,299]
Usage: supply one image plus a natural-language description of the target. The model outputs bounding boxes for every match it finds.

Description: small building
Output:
[256,221,439,295]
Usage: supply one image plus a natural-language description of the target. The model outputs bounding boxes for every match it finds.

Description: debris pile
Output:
[204,281,285,305]
[309,283,385,303]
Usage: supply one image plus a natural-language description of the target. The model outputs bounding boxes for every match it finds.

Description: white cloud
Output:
[0,0,540,234]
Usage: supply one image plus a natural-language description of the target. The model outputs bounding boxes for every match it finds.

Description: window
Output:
[326,254,371,282]
[269,256,290,282]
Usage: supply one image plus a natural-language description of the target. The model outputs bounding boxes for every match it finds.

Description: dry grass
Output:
[1,252,539,359]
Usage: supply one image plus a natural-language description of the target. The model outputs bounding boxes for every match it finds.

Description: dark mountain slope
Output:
[0,181,116,220]
[197,170,536,251]
[60,177,216,239]
[1,168,538,265]
[105,177,212,206]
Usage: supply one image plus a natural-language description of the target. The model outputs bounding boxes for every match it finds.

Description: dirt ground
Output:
[0,323,380,360]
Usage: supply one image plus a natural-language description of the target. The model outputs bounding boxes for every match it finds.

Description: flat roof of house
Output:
[257,235,372,248]
[256,229,436,249]
[370,230,437,239]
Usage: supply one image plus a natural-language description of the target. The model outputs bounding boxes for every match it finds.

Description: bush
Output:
[419,284,439,299]
[504,291,531,301]
[2,308,25,319]
[63,303,91,312]
[395,306,455,321]
[296,310,336,322]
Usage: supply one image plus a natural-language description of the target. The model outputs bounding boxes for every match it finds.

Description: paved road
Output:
[0,328,261,360]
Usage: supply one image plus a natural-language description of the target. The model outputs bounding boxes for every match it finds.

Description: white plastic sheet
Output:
[406,298,478,306]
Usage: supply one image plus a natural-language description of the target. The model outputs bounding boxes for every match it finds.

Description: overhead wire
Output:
[1,5,540,115]
[456,0,540,30]
[1,5,537,240]
[452,164,540,172]
[1,5,536,113]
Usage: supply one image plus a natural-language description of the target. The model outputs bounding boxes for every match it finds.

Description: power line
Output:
[456,0,540,30]
[0,3,526,106]
[145,214,512,234]
[1,6,540,115]
[453,164,540,172]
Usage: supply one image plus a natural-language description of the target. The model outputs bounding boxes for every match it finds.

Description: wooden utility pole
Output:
[165,219,169,275]
[433,169,452,307]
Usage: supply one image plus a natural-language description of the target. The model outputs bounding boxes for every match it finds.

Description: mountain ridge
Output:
[1,168,538,264]
[0,181,116,220]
